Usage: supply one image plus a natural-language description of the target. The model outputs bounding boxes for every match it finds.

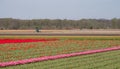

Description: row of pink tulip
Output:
[0,46,120,67]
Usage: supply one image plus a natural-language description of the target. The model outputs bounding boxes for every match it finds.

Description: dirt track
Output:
[0,30,120,36]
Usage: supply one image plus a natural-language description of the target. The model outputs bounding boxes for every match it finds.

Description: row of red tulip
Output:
[0,39,58,44]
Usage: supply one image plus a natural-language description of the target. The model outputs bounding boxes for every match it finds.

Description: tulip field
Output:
[0,36,120,69]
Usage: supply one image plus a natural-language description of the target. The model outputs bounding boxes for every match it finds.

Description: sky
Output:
[0,0,120,20]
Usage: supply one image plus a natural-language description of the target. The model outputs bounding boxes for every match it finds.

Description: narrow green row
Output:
[1,36,120,40]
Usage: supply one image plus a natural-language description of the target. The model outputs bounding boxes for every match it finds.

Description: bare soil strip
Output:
[0,30,120,36]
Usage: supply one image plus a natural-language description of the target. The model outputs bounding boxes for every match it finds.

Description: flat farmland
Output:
[0,36,120,69]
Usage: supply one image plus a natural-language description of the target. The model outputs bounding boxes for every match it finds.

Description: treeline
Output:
[0,18,120,30]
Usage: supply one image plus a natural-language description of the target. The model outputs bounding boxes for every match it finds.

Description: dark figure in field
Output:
[35,27,39,32]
